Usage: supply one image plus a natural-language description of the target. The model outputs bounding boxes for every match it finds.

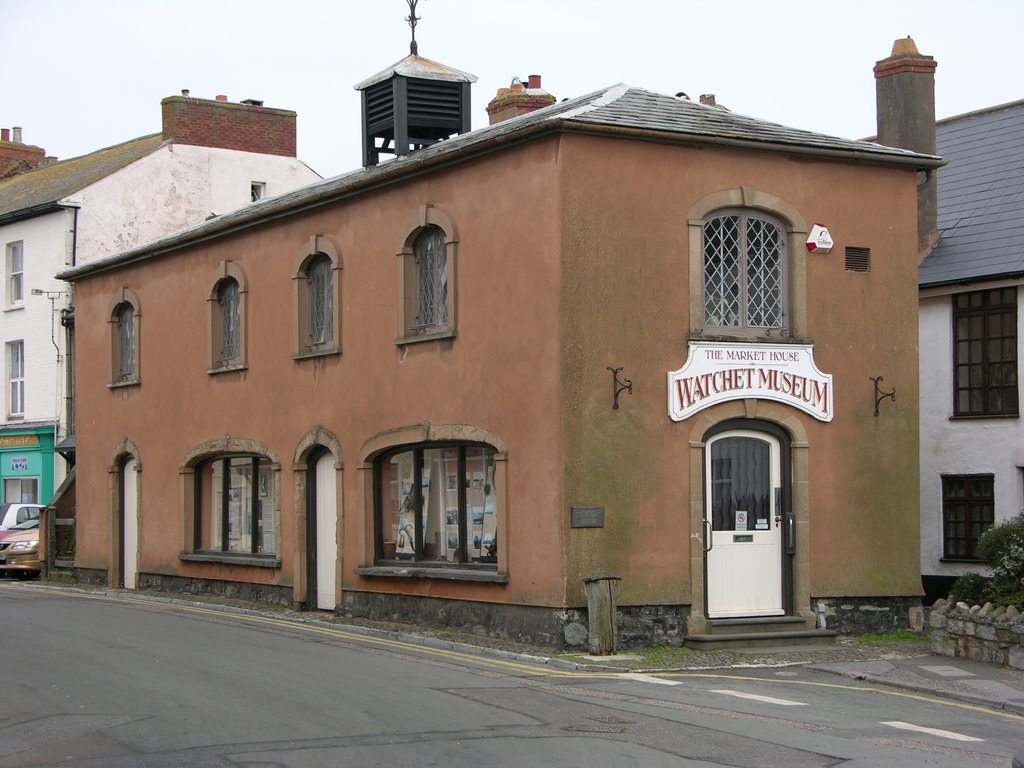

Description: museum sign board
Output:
[668,342,834,422]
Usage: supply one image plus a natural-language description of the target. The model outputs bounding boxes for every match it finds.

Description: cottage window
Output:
[6,340,24,418]
[941,474,994,560]
[376,443,497,568]
[196,455,276,555]
[702,210,787,336]
[5,241,23,306]
[953,288,1018,417]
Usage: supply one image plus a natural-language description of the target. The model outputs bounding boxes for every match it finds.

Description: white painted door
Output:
[705,431,783,617]
[315,453,337,610]
[122,459,138,590]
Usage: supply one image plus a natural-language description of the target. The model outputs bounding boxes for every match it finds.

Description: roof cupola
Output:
[354,0,476,167]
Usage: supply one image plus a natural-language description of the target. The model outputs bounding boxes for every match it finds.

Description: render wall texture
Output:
[67,131,923,623]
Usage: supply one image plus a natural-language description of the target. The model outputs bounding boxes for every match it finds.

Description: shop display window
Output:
[376,443,497,567]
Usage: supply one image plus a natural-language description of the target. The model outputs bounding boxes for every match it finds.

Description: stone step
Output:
[703,615,812,636]
[684,628,837,650]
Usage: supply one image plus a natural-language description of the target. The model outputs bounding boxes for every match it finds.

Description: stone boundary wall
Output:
[927,599,1024,670]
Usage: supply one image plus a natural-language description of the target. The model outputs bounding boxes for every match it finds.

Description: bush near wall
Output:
[928,598,1024,670]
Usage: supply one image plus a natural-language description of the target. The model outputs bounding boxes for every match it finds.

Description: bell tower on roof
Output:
[354,0,477,167]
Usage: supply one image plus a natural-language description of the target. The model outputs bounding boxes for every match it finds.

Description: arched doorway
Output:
[703,422,792,618]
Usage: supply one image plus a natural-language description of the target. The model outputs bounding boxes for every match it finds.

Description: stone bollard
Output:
[584,573,621,655]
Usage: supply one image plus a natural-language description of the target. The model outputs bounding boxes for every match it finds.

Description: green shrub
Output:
[948,571,990,605]
[976,512,1024,583]
[948,513,1024,610]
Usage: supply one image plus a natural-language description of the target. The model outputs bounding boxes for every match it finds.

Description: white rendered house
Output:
[918,99,1024,600]
[0,94,320,505]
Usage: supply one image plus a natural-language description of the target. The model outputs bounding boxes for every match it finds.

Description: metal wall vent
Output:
[845,246,871,272]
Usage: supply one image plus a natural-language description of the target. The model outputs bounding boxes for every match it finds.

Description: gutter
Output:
[0,201,66,227]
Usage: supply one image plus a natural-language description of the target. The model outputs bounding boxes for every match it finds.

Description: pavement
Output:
[17,582,1024,718]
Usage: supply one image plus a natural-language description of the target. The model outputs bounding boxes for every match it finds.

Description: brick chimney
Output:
[487,75,556,125]
[0,127,49,180]
[874,36,938,258]
[161,93,297,157]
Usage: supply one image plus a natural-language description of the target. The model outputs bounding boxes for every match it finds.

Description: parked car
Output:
[0,503,42,531]
[0,518,41,579]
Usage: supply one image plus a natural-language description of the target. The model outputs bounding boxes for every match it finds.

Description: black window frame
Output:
[952,287,1018,417]
[373,442,497,569]
[941,474,995,560]
[193,454,274,556]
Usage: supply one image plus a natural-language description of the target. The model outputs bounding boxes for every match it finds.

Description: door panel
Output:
[122,459,138,591]
[705,431,782,617]
[314,453,337,610]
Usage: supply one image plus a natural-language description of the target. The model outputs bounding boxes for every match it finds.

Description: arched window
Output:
[116,303,135,378]
[375,442,497,568]
[702,210,788,336]
[216,278,240,364]
[207,261,248,373]
[293,237,341,358]
[414,226,448,332]
[195,454,276,555]
[307,254,333,347]
[109,288,141,385]
[396,205,457,344]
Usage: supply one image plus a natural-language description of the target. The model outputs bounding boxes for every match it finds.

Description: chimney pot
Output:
[699,94,717,106]
[12,127,22,143]
[181,89,190,97]
[528,74,541,89]
[216,94,228,102]
[1,128,9,143]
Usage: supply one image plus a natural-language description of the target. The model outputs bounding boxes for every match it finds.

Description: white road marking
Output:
[624,673,681,686]
[918,665,976,678]
[882,720,983,742]
[709,689,806,706]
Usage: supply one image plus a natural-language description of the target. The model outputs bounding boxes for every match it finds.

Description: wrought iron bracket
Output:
[870,376,896,417]
[608,366,633,410]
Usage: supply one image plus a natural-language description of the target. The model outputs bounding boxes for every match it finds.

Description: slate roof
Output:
[919,100,1024,287]
[0,134,166,223]
[61,84,941,281]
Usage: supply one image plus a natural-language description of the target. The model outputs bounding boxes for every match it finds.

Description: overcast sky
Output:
[3,0,1023,179]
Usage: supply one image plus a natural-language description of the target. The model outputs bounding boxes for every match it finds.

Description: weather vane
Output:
[406,0,421,56]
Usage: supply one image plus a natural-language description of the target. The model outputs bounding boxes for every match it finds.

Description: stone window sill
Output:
[394,329,456,346]
[208,363,249,375]
[108,378,140,389]
[180,552,281,569]
[292,347,340,361]
[355,565,507,583]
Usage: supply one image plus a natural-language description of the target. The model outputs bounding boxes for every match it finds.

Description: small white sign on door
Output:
[735,510,748,532]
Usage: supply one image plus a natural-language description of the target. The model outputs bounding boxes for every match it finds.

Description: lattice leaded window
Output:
[307,254,333,347]
[117,303,135,379]
[414,226,448,332]
[703,211,785,333]
[218,279,240,363]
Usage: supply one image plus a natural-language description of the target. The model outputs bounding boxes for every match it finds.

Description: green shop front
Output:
[0,424,56,505]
